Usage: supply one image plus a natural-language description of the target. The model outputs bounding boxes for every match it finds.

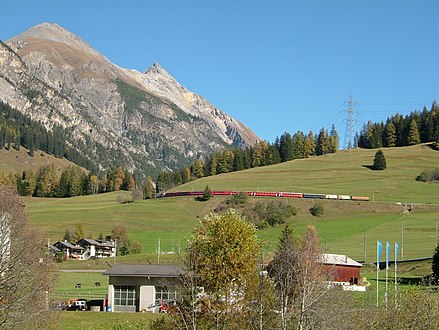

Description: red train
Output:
[161,190,369,201]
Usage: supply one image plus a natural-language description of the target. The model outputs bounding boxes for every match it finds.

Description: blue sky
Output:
[3,1,439,145]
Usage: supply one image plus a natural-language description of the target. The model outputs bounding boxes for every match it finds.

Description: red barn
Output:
[320,253,363,285]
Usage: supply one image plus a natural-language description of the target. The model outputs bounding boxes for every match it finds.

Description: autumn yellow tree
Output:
[186,210,270,329]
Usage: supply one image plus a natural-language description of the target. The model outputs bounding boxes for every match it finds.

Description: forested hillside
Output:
[156,125,340,191]
[358,100,439,148]
[0,101,95,171]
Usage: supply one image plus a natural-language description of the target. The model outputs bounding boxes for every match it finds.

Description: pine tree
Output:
[329,124,339,153]
[304,131,315,156]
[279,132,293,162]
[385,122,397,147]
[315,128,329,156]
[292,131,305,159]
[407,119,420,145]
[373,150,387,170]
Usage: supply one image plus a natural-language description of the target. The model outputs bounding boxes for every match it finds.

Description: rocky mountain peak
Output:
[144,62,174,80]
[0,23,259,177]
[7,22,109,70]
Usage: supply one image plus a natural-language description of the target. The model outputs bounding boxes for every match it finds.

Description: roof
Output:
[77,238,115,247]
[48,245,61,252]
[320,253,362,267]
[54,241,84,250]
[103,264,184,277]
[77,238,100,245]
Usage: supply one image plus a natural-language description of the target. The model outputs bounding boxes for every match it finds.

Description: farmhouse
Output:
[320,253,366,291]
[76,238,115,259]
[53,238,115,260]
[103,264,183,312]
[53,241,85,260]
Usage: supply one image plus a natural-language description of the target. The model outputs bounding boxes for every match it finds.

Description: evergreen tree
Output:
[200,185,212,201]
[304,131,315,156]
[34,164,58,197]
[268,143,281,164]
[407,119,420,145]
[329,124,339,153]
[279,132,293,162]
[291,131,306,159]
[384,122,397,147]
[232,149,245,171]
[315,128,329,156]
[373,150,387,170]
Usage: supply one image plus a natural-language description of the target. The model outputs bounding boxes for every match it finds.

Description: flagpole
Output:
[385,242,389,306]
[395,242,398,306]
[377,240,380,307]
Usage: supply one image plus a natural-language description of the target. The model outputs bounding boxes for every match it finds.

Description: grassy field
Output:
[174,144,439,204]
[21,144,439,329]
[59,311,161,330]
[24,144,439,264]
[0,147,78,175]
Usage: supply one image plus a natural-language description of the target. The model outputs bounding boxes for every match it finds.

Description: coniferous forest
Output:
[357,100,439,149]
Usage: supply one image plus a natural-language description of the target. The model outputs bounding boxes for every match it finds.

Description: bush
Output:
[310,203,324,217]
[116,194,133,204]
[196,185,212,201]
[231,191,248,205]
[416,168,439,182]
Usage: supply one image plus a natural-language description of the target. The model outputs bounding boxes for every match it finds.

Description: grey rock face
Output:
[0,23,259,176]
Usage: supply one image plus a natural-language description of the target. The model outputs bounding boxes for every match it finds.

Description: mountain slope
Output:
[0,22,258,176]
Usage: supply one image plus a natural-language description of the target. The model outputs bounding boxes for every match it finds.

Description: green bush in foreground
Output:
[310,203,324,217]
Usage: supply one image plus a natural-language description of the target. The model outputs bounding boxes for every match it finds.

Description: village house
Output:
[103,264,183,312]
[76,238,115,259]
[53,238,115,260]
[53,241,85,260]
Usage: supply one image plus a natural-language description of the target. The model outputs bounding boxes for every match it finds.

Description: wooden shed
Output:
[320,253,363,285]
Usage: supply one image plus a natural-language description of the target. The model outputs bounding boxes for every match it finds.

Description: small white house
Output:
[76,238,115,259]
[103,264,183,312]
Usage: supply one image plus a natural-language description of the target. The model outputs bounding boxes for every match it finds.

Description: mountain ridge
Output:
[0,22,259,177]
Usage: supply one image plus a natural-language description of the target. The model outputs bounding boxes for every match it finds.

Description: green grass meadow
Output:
[21,144,439,328]
[24,145,439,263]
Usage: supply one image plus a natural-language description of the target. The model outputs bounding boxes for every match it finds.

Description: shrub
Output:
[416,168,439,182]
[310,203,324,217]
[231,191,248,205]
[197,185,212,201]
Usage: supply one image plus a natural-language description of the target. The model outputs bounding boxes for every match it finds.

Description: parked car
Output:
[66,299,88,311]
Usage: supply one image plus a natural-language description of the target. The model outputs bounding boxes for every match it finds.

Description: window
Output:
[114,286,137,306]
[155,286,179,306]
